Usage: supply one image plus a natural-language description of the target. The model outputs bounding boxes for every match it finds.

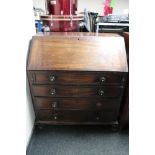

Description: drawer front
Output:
[37,110,118,122]
[32,85,124,98]
[33,71,126,85]
[35,98,121,111]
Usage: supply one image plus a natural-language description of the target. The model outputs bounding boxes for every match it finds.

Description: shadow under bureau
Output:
[27,32,128,130]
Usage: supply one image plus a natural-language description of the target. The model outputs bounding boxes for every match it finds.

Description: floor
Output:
[27,125,129,155]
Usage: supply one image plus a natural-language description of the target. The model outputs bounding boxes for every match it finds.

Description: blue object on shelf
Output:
[37,20,42,32]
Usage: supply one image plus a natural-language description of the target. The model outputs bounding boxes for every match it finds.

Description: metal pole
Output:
[70,0,73,27]
[45,0,49,15]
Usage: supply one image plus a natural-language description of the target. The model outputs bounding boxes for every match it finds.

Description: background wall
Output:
[33,0,46,11]
[0,0,35,154]
[78,0,129,15]
[32,0,129,15]
[25,13,36,148]
[77,0,103,15]
[113,0,129,14]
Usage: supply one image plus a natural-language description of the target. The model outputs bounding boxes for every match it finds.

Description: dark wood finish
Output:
[27,32,128,72]
[123,32,129,63]
[37,110,118,122]
[33,71,127,85]
[27,32,128,127]
[120,32,129,129]
[34,97,121,110]
[120,84,129,129]
[36,121,118,125]
[32,85,124,98]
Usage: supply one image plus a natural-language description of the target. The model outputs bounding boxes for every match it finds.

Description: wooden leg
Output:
[111,124,120,132]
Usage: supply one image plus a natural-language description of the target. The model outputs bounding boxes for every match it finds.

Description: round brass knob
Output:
[51,102,57,108]
[120,85,124,89]
[122,77,126,82]
[100,77,106,82]
[96,116,100,120]
[51,112,58,120]
[50,88,56,95]
[96,102,102,107]
[99,90,104,96]
[49,75,56,82]
[54,116,58,120]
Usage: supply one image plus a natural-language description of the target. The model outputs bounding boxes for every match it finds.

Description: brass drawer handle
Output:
[99,90,104,96]
[100,77,106,82]
[51,113,58,120]
[51,102,58,108]
[96,102,102,107]
[96,116,100,120]
[50,88,56,95]
[49,75,56,82]
[53,116,58,120]
[122,77,126,82]
[95,112,102,120]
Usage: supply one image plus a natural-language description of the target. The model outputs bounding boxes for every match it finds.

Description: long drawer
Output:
[37,110,118,122]
[30,71,126,85]
[35,97,121,111]
[32,85,124,98]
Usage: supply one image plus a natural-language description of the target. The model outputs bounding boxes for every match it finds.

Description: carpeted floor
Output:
[27,125,129,155]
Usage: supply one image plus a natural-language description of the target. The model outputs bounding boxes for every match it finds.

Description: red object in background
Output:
[47,0,77,15]
[103,0,113,16]
[41,0,82,32]
[104,5,113,16]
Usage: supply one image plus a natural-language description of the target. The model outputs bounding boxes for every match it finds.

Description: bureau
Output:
[27,32,128,130]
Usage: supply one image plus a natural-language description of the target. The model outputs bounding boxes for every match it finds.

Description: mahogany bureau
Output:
[27,32,128,130]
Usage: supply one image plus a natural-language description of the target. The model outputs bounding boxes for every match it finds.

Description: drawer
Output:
[32,85,124,98]
[37,110,118,122]
[35,98,121,111]
[31,71,126,85]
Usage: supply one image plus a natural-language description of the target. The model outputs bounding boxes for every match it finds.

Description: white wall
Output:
[78,0,104,15]
[26,79,35,148]
[78,0,129,15]
[0,0,36,154]
[33,0,46,11]
[25,3,36,147]
[113,0,129,14]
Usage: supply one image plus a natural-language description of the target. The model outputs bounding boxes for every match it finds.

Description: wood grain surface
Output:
[27,32,128,72]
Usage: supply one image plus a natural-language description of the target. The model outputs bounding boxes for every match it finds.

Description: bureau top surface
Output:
[27,32,128,72]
